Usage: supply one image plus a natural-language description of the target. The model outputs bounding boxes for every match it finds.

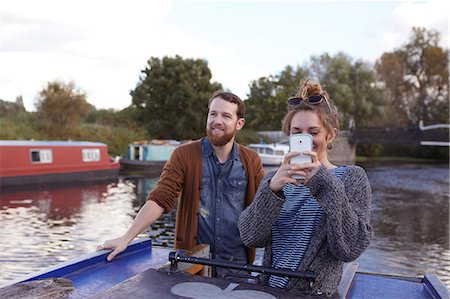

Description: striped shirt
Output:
[268,166,347,288]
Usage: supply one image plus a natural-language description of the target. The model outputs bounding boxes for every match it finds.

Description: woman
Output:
[238,79,373,297]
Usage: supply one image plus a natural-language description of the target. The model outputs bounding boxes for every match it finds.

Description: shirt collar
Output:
[202,137,240,162]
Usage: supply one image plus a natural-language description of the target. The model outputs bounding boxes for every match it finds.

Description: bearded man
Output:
[99,91,264,277]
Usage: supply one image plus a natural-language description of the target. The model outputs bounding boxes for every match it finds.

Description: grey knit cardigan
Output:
[238,165,374,297]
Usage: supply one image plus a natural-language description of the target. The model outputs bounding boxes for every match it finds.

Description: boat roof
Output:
[0,140,106,147]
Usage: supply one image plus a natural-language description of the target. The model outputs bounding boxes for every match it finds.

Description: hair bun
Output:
[298,79,323,98]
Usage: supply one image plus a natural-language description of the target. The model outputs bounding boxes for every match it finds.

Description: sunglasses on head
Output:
[288,95,332,112]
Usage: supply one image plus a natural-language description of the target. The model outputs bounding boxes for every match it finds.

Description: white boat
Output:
[248,143,289,166]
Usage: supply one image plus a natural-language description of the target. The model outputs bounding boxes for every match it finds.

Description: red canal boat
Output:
[0,140,119,187]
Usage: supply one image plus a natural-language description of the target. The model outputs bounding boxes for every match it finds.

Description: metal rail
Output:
[168,252,316,281]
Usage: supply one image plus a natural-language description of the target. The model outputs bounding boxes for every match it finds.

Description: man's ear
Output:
[236,118,245,131]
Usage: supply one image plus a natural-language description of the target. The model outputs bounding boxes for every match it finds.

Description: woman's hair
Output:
[281,79,340,149]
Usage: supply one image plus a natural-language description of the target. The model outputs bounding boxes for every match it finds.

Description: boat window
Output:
[133,146,140,160]
[265,148,274,155]
[30,149,53,163]
[82,149,101,162]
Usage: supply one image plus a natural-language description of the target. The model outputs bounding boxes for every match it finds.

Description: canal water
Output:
[0,161,448,288]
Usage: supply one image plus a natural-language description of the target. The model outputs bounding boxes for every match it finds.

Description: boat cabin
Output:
[0,140,119,187]
[248,143,289,166]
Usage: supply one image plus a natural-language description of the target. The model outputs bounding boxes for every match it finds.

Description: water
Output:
[0,162,448,288]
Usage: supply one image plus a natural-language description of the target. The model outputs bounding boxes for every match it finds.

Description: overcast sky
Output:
[0,0,448,111]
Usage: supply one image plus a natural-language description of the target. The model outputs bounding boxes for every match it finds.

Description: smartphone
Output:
[289,134,313,179]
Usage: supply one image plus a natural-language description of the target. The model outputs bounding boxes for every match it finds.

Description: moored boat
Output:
[248,143,289,166]
[119,140,182,173]
[1,238,447,299]
[0,140,119,187]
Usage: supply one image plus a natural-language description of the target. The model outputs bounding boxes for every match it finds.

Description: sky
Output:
[0,0,448,112]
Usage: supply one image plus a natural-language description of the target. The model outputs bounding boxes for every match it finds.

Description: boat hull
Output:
[0,168,119,188]
[119,158,166,175]
[259,154,284,166]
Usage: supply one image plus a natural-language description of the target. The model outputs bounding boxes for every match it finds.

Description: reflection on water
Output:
[0,180,139,283]
[0,162,449,288]
[356,162,450,287]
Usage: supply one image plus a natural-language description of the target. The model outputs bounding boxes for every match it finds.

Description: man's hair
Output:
[209,91,246,119]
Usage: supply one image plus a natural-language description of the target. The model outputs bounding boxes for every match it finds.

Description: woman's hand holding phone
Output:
[269,152,302,193]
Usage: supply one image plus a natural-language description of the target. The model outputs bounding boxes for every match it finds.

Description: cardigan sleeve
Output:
[238,171,285,248]
[307,165,374,262]
[146,146,187,213]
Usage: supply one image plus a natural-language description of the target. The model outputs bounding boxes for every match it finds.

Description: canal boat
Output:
[119,140,181,173]
[1,238,447,299]
[248,143,289,166]
[0,140,119,187]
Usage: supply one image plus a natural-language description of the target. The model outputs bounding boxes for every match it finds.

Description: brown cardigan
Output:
[147,138,264,263]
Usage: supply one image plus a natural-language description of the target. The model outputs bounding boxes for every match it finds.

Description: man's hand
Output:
[97,236,130,262]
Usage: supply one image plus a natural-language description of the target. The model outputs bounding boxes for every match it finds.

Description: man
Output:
[99,91,264,276]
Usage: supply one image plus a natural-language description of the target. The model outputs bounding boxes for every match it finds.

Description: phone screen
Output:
[289,134,313,179]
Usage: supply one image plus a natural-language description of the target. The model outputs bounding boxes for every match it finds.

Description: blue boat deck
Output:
[348,272,446,299]
[3,238,448,299]
[9,239,179,298]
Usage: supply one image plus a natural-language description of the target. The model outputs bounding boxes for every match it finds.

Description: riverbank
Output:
[357,156,449,165]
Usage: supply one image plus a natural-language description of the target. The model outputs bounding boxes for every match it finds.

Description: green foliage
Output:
[0,116,43,140]
[70,123,147,157]
[356,143,384,158]
[131,55,222,140]
[36,81,95,137]
[0,98,42,140]
[86,106,142,131]
[245,53,386,131]
[308,52,387,129]
[245,65,310,130]
[0,97,26,118]
[235,128,269,145]
[1,84,146,157]
[369,143,449,161]
[375,27,449,127]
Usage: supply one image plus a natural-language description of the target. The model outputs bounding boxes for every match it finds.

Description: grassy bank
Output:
[356,156,449,164]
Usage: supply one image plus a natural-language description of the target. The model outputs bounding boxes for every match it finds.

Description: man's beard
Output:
[206,126,236,146]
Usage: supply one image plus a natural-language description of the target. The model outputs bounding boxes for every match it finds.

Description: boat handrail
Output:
[419,120,450,131]
[168,252,316,281]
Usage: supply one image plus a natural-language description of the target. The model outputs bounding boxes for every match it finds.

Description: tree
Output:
[130,55,222,140]
[245,65,310,131]
[308,52,387,129]
[375,27,449,127]
[0,96,38,140]
[35,81,94,137]
[0,96,26,118]
[246,53,386,132]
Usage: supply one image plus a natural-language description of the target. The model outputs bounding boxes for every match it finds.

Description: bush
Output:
[236,129,271,145]
[71,124,147,157]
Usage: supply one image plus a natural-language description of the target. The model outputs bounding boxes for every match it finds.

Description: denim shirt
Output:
[199,137,248,262]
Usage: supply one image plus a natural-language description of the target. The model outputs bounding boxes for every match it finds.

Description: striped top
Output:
[268,166,347,288]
